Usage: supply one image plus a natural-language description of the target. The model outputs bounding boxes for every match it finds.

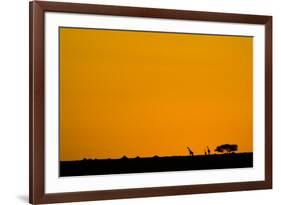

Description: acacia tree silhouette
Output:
[215,144,238,154]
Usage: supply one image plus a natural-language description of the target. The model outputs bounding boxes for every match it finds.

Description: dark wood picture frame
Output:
[29,1,272,204]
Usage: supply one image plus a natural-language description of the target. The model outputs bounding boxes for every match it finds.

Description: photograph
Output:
[0,0,277,204]
[29,1,272,203]
[59,27,253,176]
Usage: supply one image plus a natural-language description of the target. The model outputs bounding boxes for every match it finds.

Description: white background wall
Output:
[0,0,280,204]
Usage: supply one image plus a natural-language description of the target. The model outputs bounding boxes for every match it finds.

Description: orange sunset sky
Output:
[59,27,253,161]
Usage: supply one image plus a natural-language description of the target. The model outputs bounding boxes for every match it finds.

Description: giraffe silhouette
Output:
[207,146,211,155]
[187,147,194,156]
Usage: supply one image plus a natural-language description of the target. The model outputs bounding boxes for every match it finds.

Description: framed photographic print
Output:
[29,1,272,204]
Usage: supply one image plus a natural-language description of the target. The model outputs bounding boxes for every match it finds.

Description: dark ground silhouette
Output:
[60,152,253,177]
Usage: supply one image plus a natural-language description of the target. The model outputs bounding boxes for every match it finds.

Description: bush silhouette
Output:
[215,144,238,154]
[121,155,128,160]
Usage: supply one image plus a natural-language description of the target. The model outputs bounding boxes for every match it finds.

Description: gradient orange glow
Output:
[59,27,253,161]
